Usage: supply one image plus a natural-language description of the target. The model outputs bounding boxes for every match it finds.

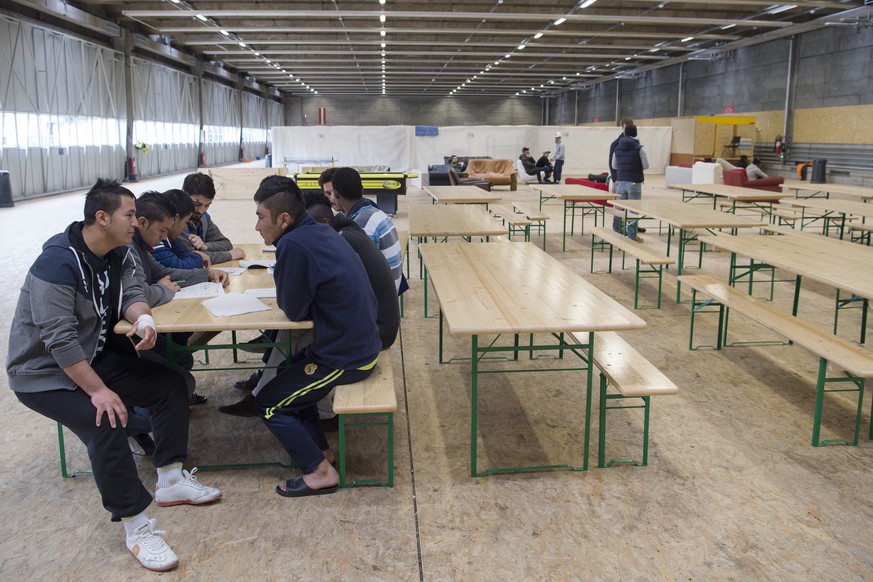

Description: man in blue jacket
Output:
[251,177,381,497]
[6,179,222,572]
[610,123,650,241]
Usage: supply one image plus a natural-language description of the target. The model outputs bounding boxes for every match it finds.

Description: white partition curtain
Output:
[272,125,672,175]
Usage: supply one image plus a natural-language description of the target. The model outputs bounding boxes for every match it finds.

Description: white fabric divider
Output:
[272,124,672,176]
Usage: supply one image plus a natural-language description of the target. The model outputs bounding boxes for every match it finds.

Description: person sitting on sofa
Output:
[715,157,769,180]
[448,154,466,174]
[518,147,552,183]
[536,150,553,174]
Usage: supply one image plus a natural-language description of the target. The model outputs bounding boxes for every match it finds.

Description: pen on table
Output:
[172,280,185,284]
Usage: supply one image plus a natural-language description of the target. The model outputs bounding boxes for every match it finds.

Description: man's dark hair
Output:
[83,178,135,225]
[254,175,305,221]
[182,172,216,199]
[317,167,338,189]
[164,188,195,217]
[624,124,638,138]
[136,191,176,223]
[302,191,334,223]
[330,167,364,201]
[620,117,634,127]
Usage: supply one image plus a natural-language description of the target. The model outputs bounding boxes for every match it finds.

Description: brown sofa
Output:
[465,159,517,191]
[722,169,784,193]
[448,167,492,191]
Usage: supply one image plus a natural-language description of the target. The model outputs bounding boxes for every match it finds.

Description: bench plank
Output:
[512,202,550,222]
[677,274,873,377]
[490,204,532,226]
[333,351,397,414]
[569,331,678,397]
[590,227,675,265]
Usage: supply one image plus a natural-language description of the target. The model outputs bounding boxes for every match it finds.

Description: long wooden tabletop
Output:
[409,204,505,238]
[115,244,312,334]
[782,181,873,200]
[424,185,503,204]
[671,183,787,201]
[535,183,617,200]
[780,197,873,218]
[418,241,647,335]
[610,199,768,229]
[697,231,873,300]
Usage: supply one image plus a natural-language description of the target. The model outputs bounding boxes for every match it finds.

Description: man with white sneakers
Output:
[5,179,221,572]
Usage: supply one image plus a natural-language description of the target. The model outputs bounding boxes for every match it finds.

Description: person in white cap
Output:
[550,132,565,183]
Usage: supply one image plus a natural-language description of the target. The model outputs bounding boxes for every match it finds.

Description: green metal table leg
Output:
[470,334,479,477]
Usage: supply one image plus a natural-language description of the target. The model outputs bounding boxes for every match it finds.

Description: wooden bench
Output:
[512,202,550,250]
[849,222,873,245]
[589,227,675,309]
[489,204,533,243]
[678,274,873,447]
[333,349,398,487]
[771,203,857,235]
[569,331,678,467]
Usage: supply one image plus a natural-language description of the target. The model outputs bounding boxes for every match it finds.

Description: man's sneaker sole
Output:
[155,491,222,507]
[128,548,178,571]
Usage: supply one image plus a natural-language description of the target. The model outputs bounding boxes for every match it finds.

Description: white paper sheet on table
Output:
[244,288,277,298]
[201,292,271,317]
[220,267,248,276]
[172,282,226,299]
[261,246,276,252]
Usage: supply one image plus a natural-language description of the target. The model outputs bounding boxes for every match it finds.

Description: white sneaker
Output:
[155,468,222,507]
[126,519,179,572]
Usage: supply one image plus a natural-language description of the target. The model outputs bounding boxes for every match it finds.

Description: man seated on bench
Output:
[220,187,399,426]
[250,176,382,497]
[151,189,212,270]
[6,179,222,572]
[176,173,247,265]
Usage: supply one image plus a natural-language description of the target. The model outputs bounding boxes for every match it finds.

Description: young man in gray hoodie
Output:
[6,179,222,572]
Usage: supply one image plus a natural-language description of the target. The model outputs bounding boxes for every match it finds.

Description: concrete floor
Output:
[1,170,872,580]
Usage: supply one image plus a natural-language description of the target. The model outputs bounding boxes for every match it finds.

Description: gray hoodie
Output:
[6,222,147,393]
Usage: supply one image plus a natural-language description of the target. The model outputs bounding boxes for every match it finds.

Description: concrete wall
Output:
[283,95,542,127]
[549,25,873,143]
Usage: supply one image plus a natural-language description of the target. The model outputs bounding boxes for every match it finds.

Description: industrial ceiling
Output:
[15,0,873,96]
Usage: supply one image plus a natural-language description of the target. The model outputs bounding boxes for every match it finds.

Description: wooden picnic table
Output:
[780,197,873,239]
[423,185,502,207]
[418,241,646,476]
[532,183,618,251]
[697,228,873,342]
[671,183,786,213]
[610,199,767,302]
[782,180,873,201]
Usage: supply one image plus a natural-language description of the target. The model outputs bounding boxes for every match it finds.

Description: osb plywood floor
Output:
[1,171,873,581]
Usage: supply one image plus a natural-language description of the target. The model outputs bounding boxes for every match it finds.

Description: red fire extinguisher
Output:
[774,135,783,155]
[127,157,138,182]
[199,151,206,167]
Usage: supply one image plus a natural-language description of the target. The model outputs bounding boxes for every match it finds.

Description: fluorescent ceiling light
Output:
[518,44,526,50]
[238,41,246,47]
[195,14,207,22]
[554,17,566,25]
[219,29,229,36]
[580,0,597,7]
[767,4,796,14]
[534,32,543,39]
[681,36,694,42]
[380,30,386,37]
[721,23,736,30]
[379,14,386,23]
[381,42,386,48]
